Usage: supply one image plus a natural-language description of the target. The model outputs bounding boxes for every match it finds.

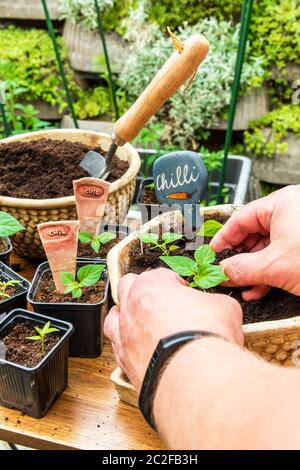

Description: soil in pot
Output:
[78,238,119,259]
[1,320,60,368]
[0,139,129,199]
[0,239,7,254]
[33,271,106,304]
[128,230,300,325]
[142,187,158,205]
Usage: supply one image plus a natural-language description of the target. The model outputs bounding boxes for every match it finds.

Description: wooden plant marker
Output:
[73,177,110,236]
[38,221,80,293]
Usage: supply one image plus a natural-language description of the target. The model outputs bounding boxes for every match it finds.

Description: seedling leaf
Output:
[77,264,105,286]
[79,231,93,243]
[194,245,216,265]
[60,272,75,284]
[198,220,224,237]
[160,256,197,276]
[139,233,159,245]
[0,211,25,238]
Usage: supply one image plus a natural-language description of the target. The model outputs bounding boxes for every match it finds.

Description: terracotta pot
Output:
[107,205,300,406]
[0,129,141,258]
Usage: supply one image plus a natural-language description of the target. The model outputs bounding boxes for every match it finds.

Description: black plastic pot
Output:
[27,260,109,358]
[77,223,130,262]
[137,154,252,224]
[0,237,12,266]
[0,262,30,316]
[0,309,73,418]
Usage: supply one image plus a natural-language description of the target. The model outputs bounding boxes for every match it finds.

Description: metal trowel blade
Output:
[80,151,108,179]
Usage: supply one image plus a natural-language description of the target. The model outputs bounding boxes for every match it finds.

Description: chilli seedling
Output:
[0,211,25,238]
[26,321,60,355]
[198,219,224,237]
[0,279,21,301]
[60,264,106,299]
[139,232,183,256]
[160,244,229,289]
[78,231,116,254]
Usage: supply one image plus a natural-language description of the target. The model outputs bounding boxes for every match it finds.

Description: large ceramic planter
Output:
[211,87,269,131]
[0,0,60,20]
[63,20,129,74]
[252,130,300,185]
[0,129,140,258]
[107,206,300,406]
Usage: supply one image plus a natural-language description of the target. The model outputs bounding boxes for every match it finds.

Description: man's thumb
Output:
[220,247,274,287]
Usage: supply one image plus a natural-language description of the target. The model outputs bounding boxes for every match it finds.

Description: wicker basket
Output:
[0,129,141,258]
[107,206,300,406]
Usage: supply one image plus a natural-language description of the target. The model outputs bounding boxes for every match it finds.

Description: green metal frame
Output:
[0,102,10,138]
[216,0,254,204]
[40,0,79,128]
[94,0,120,120]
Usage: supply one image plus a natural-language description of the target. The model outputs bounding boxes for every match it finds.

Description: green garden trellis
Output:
[40,0,79,128]
[216,0,254,204]
[41,0,119,126]
[94,0,120,120]
[0,102,10,138]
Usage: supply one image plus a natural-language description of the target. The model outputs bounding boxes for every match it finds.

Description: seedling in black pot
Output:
[0,211,25,265]
[60,264,106,299]
[0,262,30,315]
[0,309,73,418]
[26,321,60,356]
[78,231,116,255]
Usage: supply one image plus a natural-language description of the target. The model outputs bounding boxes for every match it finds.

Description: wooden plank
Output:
[0,253,164,450]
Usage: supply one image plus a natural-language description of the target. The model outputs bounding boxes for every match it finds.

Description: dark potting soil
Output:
[34,271,106,304]
[128,239,300,325]
[2,321,60,367]
[0,276,20,303]
[142,187,158,205]
[0,238,7,254]
[0,139,129,199]
[78,238,120,259]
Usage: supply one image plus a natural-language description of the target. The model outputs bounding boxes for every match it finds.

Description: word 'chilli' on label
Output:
[48,228,69,237]
[79,185,105,199]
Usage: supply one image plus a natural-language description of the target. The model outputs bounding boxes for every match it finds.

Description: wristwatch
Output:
[138,330,222,430]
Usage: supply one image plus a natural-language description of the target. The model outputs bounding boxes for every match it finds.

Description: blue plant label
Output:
[153,151,208,209]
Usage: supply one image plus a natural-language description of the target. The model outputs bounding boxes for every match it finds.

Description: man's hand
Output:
[104,268,243,392]
[210,185,300,301]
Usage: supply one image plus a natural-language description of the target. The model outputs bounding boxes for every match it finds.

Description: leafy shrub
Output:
[59,0,136,35]
[244,105,300,158]
[146,0,242,29]
[250,0,300,73]
[0,26,113,120]
[120,18,265,147]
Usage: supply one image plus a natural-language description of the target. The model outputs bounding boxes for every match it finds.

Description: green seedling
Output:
[60,264,106,299]
[78,231,116,254]
[0,211,25,238]
[145,182,155,190]
[161,244,229,290]
[0,279,21,300]
[198,219,224,237]
[26,321,60,355]
[139,232,183,256]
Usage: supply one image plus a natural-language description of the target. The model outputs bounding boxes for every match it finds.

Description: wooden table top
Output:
[0,253,164,450]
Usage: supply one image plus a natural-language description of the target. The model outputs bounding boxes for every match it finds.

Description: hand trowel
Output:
[80,33,209,180]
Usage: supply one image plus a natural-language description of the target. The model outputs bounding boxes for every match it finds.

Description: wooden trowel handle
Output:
[113,34,209,146]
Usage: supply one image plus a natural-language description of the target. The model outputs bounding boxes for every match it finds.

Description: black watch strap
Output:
[138,330,222,430]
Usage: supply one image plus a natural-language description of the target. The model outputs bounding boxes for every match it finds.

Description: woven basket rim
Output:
[0,129,141,208]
